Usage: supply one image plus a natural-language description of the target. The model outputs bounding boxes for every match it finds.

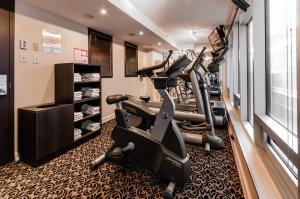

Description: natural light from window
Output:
[267,0,297,153]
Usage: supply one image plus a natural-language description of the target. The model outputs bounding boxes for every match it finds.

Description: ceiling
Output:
[128,0,232,48]
[18,0,232,51]
[18,0,177,52]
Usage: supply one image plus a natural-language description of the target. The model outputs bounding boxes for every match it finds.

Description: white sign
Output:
[74,48,88,63]
[42,30,62,54]
[0,75,7,96]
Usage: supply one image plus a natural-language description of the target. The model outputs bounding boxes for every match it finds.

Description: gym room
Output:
[0,0,299,198]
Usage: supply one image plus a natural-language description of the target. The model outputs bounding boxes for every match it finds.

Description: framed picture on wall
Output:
[124,42,138,77]
[88,28,113,78]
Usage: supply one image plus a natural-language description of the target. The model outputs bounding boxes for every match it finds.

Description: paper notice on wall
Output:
[74,48,88,63]
[42,30,62,54]
[0,75,7,96]
[74,48,82,62]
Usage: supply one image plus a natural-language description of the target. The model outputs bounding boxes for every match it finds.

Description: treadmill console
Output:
[208,26,226,53]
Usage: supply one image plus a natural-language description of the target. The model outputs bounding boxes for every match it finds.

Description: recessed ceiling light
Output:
[158,42,162,45]
[99,8,107,15]
[138,31,144,36]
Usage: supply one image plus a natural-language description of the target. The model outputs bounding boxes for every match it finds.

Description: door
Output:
[0,0,14,165]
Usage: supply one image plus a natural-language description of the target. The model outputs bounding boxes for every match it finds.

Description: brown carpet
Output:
[0,120,244,198]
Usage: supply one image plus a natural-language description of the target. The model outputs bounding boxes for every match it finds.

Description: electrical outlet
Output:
[20,53,26,63]
[33,54,39,64]
[20,40,28,50]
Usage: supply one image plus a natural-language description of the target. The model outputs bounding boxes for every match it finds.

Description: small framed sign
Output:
[0,75,7,96]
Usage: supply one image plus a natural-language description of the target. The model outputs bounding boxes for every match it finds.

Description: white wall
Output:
[14,1,160,158]
[101,38,148,120]
[144,50,163,101]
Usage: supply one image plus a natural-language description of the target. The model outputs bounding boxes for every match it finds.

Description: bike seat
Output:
[106,95,129,104]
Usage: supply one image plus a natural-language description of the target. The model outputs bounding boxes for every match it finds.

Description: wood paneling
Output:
[0,0,14,165]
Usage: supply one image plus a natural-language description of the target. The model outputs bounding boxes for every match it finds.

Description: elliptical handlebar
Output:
[164,50,173,62]
[189,47,206,72]
[136,50,173,77]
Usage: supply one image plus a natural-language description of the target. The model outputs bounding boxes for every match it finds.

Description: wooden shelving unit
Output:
[55,63,102,144]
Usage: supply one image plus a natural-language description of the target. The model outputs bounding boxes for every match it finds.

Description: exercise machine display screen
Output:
[208,28,226,53]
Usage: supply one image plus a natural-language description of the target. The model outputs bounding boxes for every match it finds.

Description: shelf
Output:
[74,80,100,84]
[74,129,100,142]
[74,97,100,104]
[73,63,100,67]
[74,113,100,123]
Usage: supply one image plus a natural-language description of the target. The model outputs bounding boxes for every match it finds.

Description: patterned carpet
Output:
[0,120,244,199]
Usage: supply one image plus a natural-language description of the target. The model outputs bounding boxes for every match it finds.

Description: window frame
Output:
[246,18,254,126]
[265,0,297,134]
[124,42,138,77]
[88,28,113,78]
[264,0,298,179]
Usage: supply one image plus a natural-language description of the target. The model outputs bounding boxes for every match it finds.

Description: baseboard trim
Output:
[102,114,115,123]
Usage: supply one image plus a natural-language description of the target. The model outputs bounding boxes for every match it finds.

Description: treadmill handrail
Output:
[136,50,173,76]
[187,47,206,74]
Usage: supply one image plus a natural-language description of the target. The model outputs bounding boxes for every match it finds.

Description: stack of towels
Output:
[82,73,100,82]
[81,120,100,132]
[74,128,82,141]
[82,87,100,98]
[74,112,84,122]
[74,91,83,101]
[74,73,82,82]
[81,104,100,115]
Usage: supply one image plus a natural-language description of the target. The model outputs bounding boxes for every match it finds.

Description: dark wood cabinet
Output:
[18,103,73,166]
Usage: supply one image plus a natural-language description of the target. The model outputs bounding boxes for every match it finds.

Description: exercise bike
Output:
[90,55,192,198]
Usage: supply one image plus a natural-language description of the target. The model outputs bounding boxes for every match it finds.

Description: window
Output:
[88,29,113,78]
[265,0,298,176]
[124,42,138,77]
[266,0,297,139]
[247,19,254,126]
[237,22,241,95]
[232,23,240,96]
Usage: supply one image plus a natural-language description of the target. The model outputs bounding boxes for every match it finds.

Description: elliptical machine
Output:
[90,55,191,198]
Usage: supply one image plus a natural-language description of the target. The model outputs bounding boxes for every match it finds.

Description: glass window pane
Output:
[247,19,254,126]
[266,0,297,152]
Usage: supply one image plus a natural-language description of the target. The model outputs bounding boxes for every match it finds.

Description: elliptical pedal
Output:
[164,182,176,199]
[90,142,135,170]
